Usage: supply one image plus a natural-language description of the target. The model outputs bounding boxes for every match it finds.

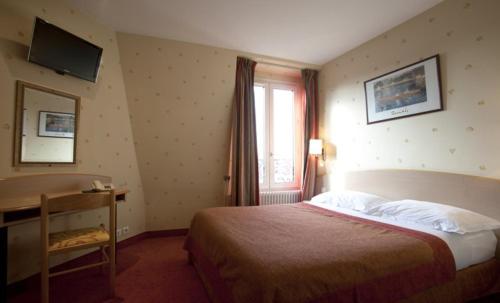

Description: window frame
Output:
[254,79,303,191]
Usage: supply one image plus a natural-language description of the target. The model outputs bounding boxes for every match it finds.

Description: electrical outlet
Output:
[123,226,129,234]
[116,228,122,237]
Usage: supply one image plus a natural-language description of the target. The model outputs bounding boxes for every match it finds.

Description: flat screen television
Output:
[28,17,103,83]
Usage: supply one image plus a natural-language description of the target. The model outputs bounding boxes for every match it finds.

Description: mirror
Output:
[14,81,80,166]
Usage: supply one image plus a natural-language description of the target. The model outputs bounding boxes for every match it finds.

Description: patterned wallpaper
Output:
[319,0,500,189]
[0,0,145,282]
[117,33,238,231]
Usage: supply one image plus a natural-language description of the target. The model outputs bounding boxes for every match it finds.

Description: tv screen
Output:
[28,17,103,83]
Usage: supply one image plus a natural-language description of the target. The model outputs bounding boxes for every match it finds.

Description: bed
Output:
[184,170,500,303]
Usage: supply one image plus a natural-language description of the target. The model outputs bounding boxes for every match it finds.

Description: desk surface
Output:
[0,188,129,213]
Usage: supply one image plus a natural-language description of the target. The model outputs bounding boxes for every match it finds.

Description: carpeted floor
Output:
[7,235,499,303]
[8,236,210,303]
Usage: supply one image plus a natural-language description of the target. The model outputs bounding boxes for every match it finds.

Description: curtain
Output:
[301,69,319,201]
[227,57,260,206]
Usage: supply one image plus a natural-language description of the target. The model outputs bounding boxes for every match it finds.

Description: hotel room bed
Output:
[184,170,500,303]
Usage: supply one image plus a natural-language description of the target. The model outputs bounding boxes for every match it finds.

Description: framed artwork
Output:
[364,54,443,124]
[38,111,75,138]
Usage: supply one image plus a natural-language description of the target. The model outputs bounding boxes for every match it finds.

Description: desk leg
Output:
[0,226,7,303]
[114,203,117,265]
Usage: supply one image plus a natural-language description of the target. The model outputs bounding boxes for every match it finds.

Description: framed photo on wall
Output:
[38,111,75,138]
[364,54,443,124]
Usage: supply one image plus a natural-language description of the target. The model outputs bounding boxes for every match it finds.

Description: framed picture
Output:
[38,111,75,138]
[364,55,443,124]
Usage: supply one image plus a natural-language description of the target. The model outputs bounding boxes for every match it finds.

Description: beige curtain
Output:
[227,57,260,206]
[301,69,319,200]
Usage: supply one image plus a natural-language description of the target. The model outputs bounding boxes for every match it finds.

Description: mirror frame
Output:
[13,80,80,167]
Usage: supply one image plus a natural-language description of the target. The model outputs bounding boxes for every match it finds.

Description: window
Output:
[254,81,302,190]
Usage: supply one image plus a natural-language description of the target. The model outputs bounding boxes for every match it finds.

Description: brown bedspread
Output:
[184,203,461,303]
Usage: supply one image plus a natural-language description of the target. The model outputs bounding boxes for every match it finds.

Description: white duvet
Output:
[306,200,498,271]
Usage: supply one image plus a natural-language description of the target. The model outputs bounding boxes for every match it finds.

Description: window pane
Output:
[272,88,295,184]
[254,86,266,184]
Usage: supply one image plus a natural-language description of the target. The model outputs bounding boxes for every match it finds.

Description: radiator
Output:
[260,190,302,205]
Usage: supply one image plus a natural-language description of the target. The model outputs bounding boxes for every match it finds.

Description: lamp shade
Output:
[309,139,323,156]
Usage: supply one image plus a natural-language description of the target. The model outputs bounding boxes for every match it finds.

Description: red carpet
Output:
[8,235,499,303]
[8,236,210,303]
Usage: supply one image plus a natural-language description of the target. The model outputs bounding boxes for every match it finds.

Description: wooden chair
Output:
[40,190,116,303]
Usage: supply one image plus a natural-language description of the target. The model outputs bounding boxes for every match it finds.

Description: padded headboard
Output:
[344,169,500,258]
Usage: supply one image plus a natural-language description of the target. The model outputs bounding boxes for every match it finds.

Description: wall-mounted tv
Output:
[28,17,103,83]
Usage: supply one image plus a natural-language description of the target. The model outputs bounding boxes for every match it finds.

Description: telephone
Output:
[91,180,115,192]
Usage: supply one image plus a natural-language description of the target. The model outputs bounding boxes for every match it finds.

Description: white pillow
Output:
[366,199,500,234]
[310,192,333,204]
[310,190,389,212]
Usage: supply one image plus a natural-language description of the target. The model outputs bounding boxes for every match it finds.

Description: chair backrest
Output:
[41,191,114,213]
[40,190,116,237]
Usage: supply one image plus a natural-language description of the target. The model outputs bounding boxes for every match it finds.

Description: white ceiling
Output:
[68,0,441,65]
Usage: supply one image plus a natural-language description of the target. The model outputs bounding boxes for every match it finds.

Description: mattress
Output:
[306,200,498,271]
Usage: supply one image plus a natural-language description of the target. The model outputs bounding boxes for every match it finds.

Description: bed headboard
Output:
[344,169,500,258]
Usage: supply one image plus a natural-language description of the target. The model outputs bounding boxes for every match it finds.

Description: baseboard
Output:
[146,228,188,238]
[7,228,189,295]
[116,231,150,249]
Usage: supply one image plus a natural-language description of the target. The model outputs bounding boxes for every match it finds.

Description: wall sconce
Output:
[309,139,325,161]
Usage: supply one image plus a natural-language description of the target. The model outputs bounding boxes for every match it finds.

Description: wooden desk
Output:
[0,188,128,227]
[0,174,128,303]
